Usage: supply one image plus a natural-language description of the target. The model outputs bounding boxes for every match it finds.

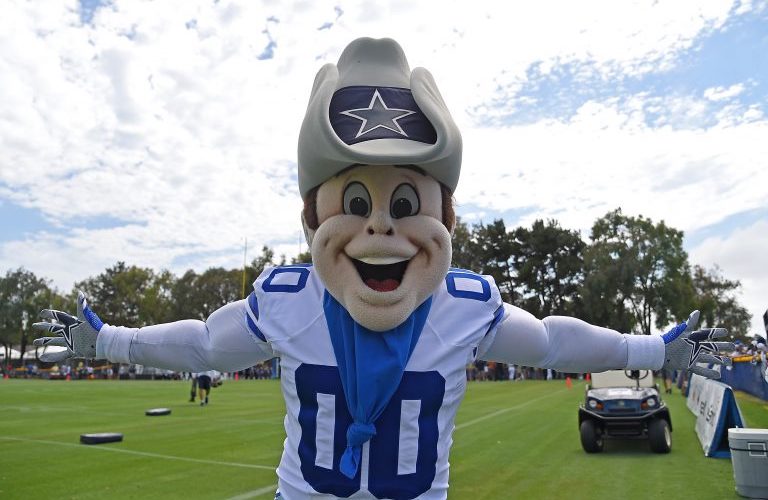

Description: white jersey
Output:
[247,265,503,499]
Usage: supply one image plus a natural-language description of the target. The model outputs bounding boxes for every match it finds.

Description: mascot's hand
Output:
[661,310,734,379]
[32,292,103,362]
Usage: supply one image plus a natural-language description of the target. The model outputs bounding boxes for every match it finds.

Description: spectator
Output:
[197,370,219,406]
[660,367,673,394]
[189,373,199,402]
[486,361,497,381]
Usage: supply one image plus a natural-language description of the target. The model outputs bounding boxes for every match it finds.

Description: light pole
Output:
[241,237,248,299]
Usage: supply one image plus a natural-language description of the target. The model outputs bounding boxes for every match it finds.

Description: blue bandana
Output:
[323,291,432,479]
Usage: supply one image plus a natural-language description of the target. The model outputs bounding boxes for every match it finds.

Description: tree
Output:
[76,262,175,327]
[580,209,692,335]
[691,265,752,342]
[293,250,313,264]
[470,219,516,302]
[450,218,480,271]
[0,268,59,364]
[244,245,279,290]
[171,267,242,321]
[511,219,585,317]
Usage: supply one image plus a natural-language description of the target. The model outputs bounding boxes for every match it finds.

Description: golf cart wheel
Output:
[648,418,671,453]
[580,420,604,453]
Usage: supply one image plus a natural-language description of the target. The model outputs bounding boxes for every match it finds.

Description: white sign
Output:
[687,374,746,457]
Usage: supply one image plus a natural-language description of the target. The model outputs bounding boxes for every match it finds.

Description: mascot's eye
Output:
[390,184,420,219]
[343,182,371,217]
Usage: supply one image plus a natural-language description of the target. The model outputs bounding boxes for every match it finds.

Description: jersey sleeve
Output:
[477,303,665,372]
[427,269,505,349]
[96,299,274,372]
[246,264,325,346]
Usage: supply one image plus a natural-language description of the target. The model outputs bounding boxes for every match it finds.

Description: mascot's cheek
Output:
[311,216,360,300]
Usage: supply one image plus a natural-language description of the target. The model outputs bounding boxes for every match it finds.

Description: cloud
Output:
[689,219,768,337]
[457,99,768,237]
[704,83,746,101]
[0,0,765,314]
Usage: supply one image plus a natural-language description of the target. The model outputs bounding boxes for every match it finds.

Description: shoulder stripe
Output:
[245,313,266,342]
[248,291,259,319]
[485,304,505,337]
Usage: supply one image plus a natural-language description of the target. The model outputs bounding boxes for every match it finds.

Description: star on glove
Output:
[662,310,734,379]
[32,292,103,362]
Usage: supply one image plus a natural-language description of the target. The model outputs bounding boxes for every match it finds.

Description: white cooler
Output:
[729,428,768,499]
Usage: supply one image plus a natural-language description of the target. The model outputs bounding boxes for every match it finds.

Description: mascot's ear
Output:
[301,212,316,248]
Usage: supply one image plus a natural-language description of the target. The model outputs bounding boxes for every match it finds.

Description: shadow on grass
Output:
[601,439,658,455]
[569,438,661,457]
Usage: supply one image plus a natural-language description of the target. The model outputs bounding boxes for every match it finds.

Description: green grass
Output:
[1,378,766,499]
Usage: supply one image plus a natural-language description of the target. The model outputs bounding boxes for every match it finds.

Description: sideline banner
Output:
[686,374,746,458]
[720,357,768,401]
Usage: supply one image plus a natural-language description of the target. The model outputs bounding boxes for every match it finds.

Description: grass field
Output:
[1,378,767,499]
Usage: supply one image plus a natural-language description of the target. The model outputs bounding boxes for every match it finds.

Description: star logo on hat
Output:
[340,89,416,139]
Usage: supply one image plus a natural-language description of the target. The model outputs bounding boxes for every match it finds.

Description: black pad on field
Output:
[145,408,171,416]
[80,433,124,445]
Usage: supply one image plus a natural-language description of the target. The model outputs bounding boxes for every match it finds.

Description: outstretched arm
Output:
[478,304,732,377]
[34,293,273,373]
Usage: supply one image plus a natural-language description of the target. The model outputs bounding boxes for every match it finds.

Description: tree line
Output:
[452,208,751,339]
[0,208,752,363]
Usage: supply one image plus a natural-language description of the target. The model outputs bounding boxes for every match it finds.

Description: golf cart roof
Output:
[590,369,655,389]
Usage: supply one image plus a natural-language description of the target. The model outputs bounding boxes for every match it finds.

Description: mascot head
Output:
[298,37,462,331]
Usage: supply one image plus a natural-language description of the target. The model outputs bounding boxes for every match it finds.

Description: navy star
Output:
[684,335,718,368]
[340,89,416,139]
[60,319,83,351]
[46,310,82,352]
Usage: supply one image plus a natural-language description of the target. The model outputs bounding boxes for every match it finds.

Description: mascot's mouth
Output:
[351,257,410,292]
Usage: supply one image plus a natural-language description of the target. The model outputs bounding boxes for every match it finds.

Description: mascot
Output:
[34,38,733,499]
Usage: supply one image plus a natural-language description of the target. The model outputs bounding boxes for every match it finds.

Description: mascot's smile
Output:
[311,165,452,331]
[351,257,410,292]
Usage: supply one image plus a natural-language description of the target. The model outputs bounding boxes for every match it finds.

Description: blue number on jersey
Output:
[296,364,359,497]
[262,267,310,293]
[367,370,445,499]
[295,364,445,499]
[445,270,491,302]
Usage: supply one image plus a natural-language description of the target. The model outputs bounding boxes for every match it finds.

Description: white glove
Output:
[32,292,103,362]
[661,310,734,379]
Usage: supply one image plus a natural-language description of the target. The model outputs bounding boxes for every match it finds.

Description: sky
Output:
[0,0,766,336]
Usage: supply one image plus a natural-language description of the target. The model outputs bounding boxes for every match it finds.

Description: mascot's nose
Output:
[366,211,394,236]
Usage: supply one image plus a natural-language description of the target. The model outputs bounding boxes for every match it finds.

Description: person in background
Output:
[660,367,674,394]
[197,369,219,406]
[752,335,767,384]
[189,372,198,402]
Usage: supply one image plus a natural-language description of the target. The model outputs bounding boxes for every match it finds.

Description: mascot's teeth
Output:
[358,256,409,265]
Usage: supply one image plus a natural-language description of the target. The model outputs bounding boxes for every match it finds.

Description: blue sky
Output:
[476,10,768,128]
[0,0,766,336]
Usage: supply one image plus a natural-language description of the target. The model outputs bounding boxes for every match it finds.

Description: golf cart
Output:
[578,369,672,453]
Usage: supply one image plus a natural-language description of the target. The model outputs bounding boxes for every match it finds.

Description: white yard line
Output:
[226,484,279,500]
[454,388,566,431]
[0,436,275,470]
